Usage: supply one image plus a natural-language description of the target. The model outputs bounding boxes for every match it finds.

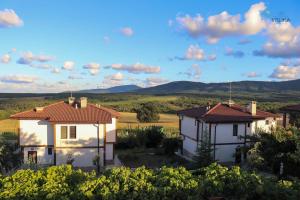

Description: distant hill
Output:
[76,85,141,94]
[134,79,300,94]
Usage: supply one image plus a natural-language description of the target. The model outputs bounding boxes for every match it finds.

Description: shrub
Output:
[162,137,181,155]
[136,102,160,123]
[116,126,165,149]
[144,126,164,148]
[0,164,300,199]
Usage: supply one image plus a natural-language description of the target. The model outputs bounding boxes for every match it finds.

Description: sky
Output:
[0,0,300,93]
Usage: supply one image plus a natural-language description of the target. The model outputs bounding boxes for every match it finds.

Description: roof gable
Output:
[10,101,120,124]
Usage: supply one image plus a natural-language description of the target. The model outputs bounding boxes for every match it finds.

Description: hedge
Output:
[0,163,299,200]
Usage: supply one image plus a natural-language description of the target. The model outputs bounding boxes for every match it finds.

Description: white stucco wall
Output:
[181,116,197,140]
[106,118,116,143]
[214,144,240,162]
[105,144,114,160]
[55,124,103,147]
[182,136,198,155]
[56,148,99,167]
[20,120,53,145]
[253,118,276,133]
[211,123,248,144]
[23,146,54,164]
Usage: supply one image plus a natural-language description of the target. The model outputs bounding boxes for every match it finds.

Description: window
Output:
[70,126,76,139]
[48,148,52,155]
[247,123,251,128]
[233,124,238,136]
[265,120,270,125]
[61,126,67,139]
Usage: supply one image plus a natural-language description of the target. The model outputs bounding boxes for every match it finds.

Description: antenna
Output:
[70,90,73,98]
[229,81,232,102]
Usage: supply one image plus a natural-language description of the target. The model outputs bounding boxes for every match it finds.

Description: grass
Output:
[117,112,178,129]
[0,119,18,133]
[117,148,191,169]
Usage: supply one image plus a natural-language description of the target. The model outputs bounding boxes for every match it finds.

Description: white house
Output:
[177,101,278,163]
[10,97,120,167]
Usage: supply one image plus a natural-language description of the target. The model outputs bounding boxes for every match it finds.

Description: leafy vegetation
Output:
[136,102,160,123]
[0,164,299,199]
[248,127,300,177]
[0,135,21,173]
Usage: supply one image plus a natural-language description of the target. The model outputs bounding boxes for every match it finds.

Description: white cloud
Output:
[181,64,202,80]
[17,51,54,65]
[254,22,300,58]
[174,2,266,43]
[62,61,75,70]
[83,62,100,75]
[51,68,60,74]
[244,71,260,78]
[225,47,245,58]
[120,27,134,36]
[0,9,23,28]
[270,65,300,80]
[68,75,83,80]
[30,63,52,69]
[145,77,169,87]
[110,72,123,81]
[1,54,11,64]
[0,75,37,84]
[108,63,160,74]
[173,45,216,61]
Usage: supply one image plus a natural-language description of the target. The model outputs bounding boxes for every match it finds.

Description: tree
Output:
[193,130,214,168]
[136,102,160,123]
[0,138,21,173]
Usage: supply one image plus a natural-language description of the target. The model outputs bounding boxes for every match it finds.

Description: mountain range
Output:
[76,79,300,94]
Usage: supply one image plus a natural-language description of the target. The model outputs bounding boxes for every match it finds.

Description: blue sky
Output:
[0,0,299,92]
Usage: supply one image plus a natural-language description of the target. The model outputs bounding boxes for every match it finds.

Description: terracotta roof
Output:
[281,104,300,112]
[178,103,278,123]
[10,101,120,123]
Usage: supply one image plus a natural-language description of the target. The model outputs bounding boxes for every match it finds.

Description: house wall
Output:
[105,144,114,160]
[55,123,103,147]
[19,120,116,166]
[181,116,197,140]
[20,120,53,146]
[23,146,54,164]
[106,118,116,143]
[56,148,99,167]
[252,118,276,133]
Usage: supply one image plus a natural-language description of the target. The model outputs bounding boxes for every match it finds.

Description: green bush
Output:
[116,126,165,149]
[0,164,299,200]
[162,137,181,155]
[136,102,160,123]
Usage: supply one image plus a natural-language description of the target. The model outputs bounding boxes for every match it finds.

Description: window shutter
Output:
[61,126,67,139]
[70,126,76,139]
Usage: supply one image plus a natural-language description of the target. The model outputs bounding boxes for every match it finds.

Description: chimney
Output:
[206,102,211,111]
[249,101,257,116]
[68,97,75,105]
[80,97,87,108]
[34,107,44,112]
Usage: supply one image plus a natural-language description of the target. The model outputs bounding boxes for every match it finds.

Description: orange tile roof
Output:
[10,101,120,124]
[178,103,278,123]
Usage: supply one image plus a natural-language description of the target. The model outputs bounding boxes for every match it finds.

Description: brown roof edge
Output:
[88,104,121,118]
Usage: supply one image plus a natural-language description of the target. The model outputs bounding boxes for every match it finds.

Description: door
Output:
[28,151,37,164]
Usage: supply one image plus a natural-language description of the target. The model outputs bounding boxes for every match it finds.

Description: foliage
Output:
[0,164,300,199]
[289,112,300,128]
[0,138,21,174]
[193,131,214,168]
[116,126,166,149]
[136,102,160,123]
[162,137,181,155]
[247,127,300,177]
